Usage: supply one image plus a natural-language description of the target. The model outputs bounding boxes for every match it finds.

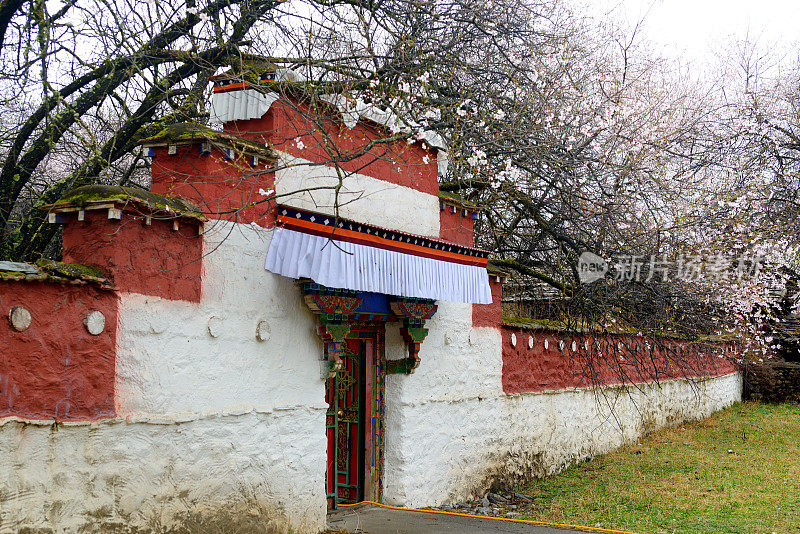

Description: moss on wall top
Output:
[501,315,735,343]
[438,191,483,212]
[140,122,277,160]
[0,259,112,288]
[48,184,206,221]
[36,259,108,280]
[486,261,509,277]
[211,56,279,83]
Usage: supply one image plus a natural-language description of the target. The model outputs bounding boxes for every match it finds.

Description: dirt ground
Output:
[326,503,610,534]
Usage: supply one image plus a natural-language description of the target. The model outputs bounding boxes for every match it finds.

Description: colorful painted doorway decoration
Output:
[265,204,490,507]
[301,282,439,509]
[303,282,438,375]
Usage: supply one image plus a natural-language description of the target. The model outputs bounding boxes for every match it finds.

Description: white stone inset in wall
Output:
[84,310,105,335]
[256,320,271,342]
[9,305,32,332]
[207,316,223,338]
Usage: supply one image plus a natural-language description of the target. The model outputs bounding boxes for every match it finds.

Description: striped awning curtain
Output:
[265,206,492,304]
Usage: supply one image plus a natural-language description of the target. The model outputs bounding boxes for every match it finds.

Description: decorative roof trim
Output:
[266,227,492,303]
[212,81,261,93]
[139,122,277,160]
[210,88,281,124]
[209,82,449,156]
[439,191,483,213]
[275,205,489,267]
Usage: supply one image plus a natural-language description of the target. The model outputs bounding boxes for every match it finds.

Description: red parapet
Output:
[0,280,117,421]
[473,273,505,328]
[138,122,278,227]
[224,99,440,196]
[47,185,205,303]
[439,196,478,247]
[500,327,738,394]
[149,145,277,228]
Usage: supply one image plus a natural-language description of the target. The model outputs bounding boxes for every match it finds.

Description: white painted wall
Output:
[0,221,329,533]
[115,220,323,416]
[275,152,440,237]
[0,209,743,532]
[382,305,743,507]
[0,409,323,533]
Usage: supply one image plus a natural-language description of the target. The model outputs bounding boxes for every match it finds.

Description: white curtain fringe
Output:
[265,228,492,304]
[211,90,280,123]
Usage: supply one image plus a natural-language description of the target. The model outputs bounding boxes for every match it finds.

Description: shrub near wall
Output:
[743,362,800,403]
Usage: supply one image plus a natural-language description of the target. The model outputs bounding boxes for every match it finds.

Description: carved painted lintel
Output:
[302,284,441,376]
[389,299,438,321]
[304,293,363,316]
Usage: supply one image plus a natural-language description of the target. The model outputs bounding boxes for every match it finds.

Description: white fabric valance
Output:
[265,227,492,304]
[211,89,279,123]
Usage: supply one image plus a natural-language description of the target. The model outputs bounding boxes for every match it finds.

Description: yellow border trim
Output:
[338,500,642,534]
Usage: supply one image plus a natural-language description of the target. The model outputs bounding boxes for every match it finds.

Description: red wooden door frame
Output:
[325,327,385,510]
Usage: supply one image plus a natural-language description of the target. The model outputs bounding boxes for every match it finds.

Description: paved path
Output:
[327,503,606,534]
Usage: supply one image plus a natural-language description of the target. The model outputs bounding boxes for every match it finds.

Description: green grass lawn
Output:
[517,402,800,534]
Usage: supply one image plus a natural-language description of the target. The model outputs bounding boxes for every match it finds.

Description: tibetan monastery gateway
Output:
[0,73,741,532]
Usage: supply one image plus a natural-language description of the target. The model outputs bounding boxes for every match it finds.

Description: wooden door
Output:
[325,329,384,510]
[325,338,364,507]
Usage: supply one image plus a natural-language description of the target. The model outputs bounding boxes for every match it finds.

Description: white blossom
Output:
[466,148,487,168]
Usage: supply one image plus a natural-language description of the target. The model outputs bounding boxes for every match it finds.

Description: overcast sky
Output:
[587,0,800,73]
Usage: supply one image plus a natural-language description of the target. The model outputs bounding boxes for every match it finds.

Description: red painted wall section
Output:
[0,281,117,420]
[224,98,439,196]
[439,204,475,247]
[150,145,276,227]
[62,210,202,302]
[501,328,739,394]
[473,275,503,327]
